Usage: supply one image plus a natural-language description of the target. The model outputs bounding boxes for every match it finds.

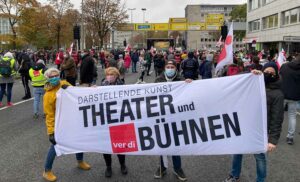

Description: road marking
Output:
[0,98,34,111]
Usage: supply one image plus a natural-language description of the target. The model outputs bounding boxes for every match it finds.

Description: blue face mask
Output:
[165,69,176,78]
[48,77,61,86]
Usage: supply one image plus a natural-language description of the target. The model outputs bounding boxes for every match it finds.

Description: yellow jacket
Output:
[43,80,71,135]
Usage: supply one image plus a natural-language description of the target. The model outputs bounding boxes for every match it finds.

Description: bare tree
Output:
[48,0,73,49]
[0,0,37,49]
[83,0,128,48]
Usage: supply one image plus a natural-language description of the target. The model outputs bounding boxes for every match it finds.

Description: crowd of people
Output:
[0,46,299,182]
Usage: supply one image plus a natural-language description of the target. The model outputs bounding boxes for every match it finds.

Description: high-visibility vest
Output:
[29,68,47,87]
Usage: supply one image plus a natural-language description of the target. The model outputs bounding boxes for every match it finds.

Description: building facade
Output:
[0,16,11,35]
[185,3,246,51]
[246,0,300,55]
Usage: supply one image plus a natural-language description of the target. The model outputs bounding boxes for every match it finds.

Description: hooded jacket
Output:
[266,80,284,145]
[280,60,300,100]
[61,56,76,78]
[43,80,70,135]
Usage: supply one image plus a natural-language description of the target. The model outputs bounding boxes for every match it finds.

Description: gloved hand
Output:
[49,134,56,145]
[61,84,69,90]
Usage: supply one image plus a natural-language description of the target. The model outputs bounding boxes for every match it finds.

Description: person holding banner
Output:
[154,59,191,181]
[100,67,127,178]
[42,68,91,182]
[224,63,284,182]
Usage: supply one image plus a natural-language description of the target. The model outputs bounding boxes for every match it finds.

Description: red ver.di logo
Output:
[109,123,138,153]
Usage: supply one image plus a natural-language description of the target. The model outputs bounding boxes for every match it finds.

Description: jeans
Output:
[33,87,45,115]
[21,76,31,97]
[0,83,13,103]
[103,154,125,167]
[286,100,299,139]
[139,71,145,81]
[160,156,182,170]
[147,63,151,75]
[132,62,137,72]
[44,145,83,171]
[231,154,266,182]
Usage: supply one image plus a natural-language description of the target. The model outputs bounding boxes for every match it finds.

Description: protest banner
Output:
[54,74,267,156]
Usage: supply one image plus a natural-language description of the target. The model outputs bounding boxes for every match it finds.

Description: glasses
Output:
[48,75,59,78]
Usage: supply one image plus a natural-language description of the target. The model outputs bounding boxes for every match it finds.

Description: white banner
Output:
[54,74,268,156]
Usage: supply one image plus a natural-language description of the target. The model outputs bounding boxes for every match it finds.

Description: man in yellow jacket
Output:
[43,68,91,182]
[29,59,47,119]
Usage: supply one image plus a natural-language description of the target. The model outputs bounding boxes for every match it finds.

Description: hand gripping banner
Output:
[54,74,268,156]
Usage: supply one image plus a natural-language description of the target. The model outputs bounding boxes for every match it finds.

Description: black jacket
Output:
[182,58,199,80]
[19,54,32,77]
[280,61,300,100]
[80,55,95,84]
[155,72,182,83]
[266,80,284,145]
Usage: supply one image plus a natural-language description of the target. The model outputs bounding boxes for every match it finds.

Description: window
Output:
[282,8,300,25]
[262,14,278,29]
[205,38,208,42]
[262,0,276,5]
[283,11,290,25]
[250,0,260,11]
[249,19,260,32]
[201,38,204,42]
[224,7,227,11]
[201,13,204,17]
[290,9,299,24]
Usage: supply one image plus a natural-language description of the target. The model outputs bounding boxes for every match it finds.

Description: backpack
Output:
[182,58,197,79]
[227,65,240,76]
[0,58,12,77]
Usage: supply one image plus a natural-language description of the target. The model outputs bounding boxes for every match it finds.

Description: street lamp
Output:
[141,8,147,48]
[141,8,147,23]
[128,8,136,47]
[128,8,136,24]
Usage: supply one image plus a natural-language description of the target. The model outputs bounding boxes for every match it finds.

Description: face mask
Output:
[264,72,277,84]
[48,77,61,86]
[106,75,116,83]
[165,69,176,78]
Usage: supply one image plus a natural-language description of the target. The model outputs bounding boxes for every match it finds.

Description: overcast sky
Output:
[39,0,247,23]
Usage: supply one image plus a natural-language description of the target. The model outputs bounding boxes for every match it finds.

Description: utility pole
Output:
[128,8,136,47]
[81,0,85,50]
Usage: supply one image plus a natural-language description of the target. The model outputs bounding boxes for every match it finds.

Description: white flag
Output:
[215,23,234,74]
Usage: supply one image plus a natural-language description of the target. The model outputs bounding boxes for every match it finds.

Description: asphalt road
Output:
[0,64,299,182]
